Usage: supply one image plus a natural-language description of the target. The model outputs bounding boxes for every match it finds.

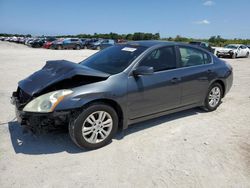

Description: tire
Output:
[96,46,101,50]
[57,45,63,50]
[231,53,237,59]
[203,83,223,112]
[69,103,118,149]
[246,52,249,58]
[76,45,81,50]
[84,46,87,49]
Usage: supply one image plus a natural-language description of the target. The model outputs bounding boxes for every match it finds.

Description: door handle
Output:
[171,77,180,84]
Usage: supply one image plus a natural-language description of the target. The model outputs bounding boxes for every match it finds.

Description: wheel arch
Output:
[210,79,225,97]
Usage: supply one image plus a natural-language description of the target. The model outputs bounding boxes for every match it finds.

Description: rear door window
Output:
[179,46,211,67]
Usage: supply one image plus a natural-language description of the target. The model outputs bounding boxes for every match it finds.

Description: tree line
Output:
[1,32,249,46]
[58,32,160,41]
[163,35,250,46]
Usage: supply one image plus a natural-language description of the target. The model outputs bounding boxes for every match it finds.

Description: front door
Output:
[127,46,181,119]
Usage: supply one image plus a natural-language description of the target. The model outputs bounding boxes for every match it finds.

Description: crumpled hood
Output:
[18,60,110,96]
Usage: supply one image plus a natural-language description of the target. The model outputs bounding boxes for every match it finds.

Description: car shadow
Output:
[8,107,205,155]
[115,107,205,139]
[8,121,85,154]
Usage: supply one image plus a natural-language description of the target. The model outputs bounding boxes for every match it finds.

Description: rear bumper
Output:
[11,93,70,133]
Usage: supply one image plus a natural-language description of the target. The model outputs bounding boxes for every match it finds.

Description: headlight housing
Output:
[23,89,73,113]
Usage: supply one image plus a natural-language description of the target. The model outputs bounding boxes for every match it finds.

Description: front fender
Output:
[54,73,128,112]
[55,91,120,111]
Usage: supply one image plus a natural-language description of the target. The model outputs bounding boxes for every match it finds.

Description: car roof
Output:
[127,40,177,47]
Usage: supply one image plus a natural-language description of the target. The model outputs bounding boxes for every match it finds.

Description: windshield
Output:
[225,45,238,49]
[80,44,148,74]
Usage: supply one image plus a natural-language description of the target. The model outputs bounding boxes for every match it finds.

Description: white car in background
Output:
[216,44,249,59]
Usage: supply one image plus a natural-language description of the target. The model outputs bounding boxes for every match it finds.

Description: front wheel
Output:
[69,104,118,149]
[75,45,80,50]
[203,83,223,112]
[231,53,237,59]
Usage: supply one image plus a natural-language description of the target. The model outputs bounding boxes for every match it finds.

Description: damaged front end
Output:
[11,87,73,133]
[11,60,109,133]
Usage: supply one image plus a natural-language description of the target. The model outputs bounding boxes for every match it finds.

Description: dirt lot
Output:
[0,41,249,188]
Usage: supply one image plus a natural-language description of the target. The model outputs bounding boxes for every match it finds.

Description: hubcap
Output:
[208,86,221,108]
[82,111,113,144]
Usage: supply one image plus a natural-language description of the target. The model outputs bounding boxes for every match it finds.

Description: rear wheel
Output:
[69,104,118,149]
[203,83,223,112]
[97,46,101,50]
[245,52,249,58]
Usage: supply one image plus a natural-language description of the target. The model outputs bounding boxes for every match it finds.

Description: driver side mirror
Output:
[133,66,154,76]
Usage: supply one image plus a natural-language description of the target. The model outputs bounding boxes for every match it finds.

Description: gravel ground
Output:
[0,41,249,188]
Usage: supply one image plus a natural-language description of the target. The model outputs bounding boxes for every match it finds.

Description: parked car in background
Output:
[11,41,233,149]
[189,41,214,53]
[84,39,98,49]
[80,38,91,49]
[30,37,57,48]
[100,39,116,50]
[26,38,37,46]
[5,37,11,41]
[30,38,45,48]
[88,39,104,50]
[216,44,249,58]
[18,37,26,44]
[43,41,53,49]
[117,39,127,43]
[42,37,58,49]
[9,36,18,42]
[50,38,83,50]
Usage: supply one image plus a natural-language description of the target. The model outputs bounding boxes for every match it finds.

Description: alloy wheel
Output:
[208,86,221,108]
[82,111,113,144]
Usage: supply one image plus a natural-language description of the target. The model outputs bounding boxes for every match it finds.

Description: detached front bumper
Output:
[11,93,71,133]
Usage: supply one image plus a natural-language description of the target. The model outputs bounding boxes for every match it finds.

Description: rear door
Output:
[176,46,214,106]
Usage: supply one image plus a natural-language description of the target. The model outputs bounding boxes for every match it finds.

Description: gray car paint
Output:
[52,41,233,129]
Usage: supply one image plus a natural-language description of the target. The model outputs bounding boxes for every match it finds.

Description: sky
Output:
[0,0,249,39]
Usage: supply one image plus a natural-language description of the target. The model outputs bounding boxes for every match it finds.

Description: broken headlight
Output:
[23,89,73,113]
